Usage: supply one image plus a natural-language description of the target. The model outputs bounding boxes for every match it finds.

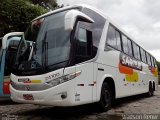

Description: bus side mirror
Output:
[64,10,94,31]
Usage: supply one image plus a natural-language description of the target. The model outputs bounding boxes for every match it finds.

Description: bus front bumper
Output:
[10,83,75,106]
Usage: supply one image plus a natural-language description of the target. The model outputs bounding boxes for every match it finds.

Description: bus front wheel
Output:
[98,82,112,112]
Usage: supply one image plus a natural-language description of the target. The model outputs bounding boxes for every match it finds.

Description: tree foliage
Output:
[29,0,58,10]
[0,0,57,37]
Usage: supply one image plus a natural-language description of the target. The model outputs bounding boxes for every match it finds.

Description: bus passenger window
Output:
[128,39,133,56]
[140,48,147,63]
[154,58,156,67]
[122,35,129,54]
[106,25,122,51]
[106,25,117,49]
[151,57,154,67]
[77,28,87,56]
[136,46,141,60]
[76,27,92,63]
[146,53,151,66]
[133,42,140,60]
[115,31,122,51]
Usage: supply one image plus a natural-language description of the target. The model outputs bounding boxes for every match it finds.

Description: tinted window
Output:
[106,25,117,48]
[133,42,140,60]
[122,35,128,54]
[146,53,151,65]
[115,31,122,51]
[136,46,140,60]
[76,27,92,63]
[45,12,71,66]
[8,40,19,51]
[77,28,87,56]
[154,58,156,67]
[5,40,20,76]
[151,56,154,67]
[140,48,147,63]
[106,25,122,51]
[128,39,133,56]
[82,8,106,57]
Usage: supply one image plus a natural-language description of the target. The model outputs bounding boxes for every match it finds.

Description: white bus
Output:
[10,4,158,111]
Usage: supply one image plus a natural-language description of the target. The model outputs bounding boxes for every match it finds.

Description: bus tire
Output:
[98,82,112,112]
[148,83,154,97]
[153,82,155,91]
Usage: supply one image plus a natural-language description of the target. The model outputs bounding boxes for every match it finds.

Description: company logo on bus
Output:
[120,53,142,71]
[18,78,31,83]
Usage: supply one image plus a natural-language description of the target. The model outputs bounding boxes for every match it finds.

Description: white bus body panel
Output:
[10,68,77,106]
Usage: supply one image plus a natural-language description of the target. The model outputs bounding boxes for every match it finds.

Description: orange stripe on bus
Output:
[119,63,133,75]
[151,68,156,73]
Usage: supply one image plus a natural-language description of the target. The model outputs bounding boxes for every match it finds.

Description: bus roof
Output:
[32,4,135,44]
[33,4,108,21]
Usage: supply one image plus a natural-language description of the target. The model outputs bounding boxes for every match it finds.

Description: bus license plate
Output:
[23,94,34,100]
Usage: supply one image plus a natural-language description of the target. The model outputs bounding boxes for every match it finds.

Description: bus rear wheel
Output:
[98,82,112,112]
[148,83,154,97]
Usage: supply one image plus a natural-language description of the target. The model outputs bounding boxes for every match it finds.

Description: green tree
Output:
[29,0,58,10]
[0,0,49,37]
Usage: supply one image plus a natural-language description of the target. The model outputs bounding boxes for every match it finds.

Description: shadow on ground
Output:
[19,104,99,119]
[113,93,148,108]
[0,99,18,105]
[15,93,149,120]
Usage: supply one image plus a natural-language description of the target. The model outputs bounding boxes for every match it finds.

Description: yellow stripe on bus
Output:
[125,72,138,82]
[31,80,42,83]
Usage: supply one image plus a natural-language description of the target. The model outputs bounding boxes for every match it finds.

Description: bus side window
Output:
[76,27,92,63]
[151,57,154,67]
[106,25,117,49]
[140,48,147,63]
[5,40,19,76]
[128,39,133,56]
[146,53,151,66]
[105,25,122,51]
[77,28,88,56]
[133,42,141,60]
[115,30,122,51]
[122,35,129,54]
[154,58,157,67]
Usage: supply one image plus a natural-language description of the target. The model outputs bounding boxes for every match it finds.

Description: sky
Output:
[57,0,160,61]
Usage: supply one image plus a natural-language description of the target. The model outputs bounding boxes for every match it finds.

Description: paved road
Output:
[0,87,160,120]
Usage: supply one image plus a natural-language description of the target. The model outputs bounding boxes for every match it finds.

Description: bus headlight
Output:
[46,71,81,87]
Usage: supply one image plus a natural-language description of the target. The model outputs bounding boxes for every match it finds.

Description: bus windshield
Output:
[13,11,71,76]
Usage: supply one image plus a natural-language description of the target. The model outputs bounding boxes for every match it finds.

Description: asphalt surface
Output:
[0,86,160,120]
